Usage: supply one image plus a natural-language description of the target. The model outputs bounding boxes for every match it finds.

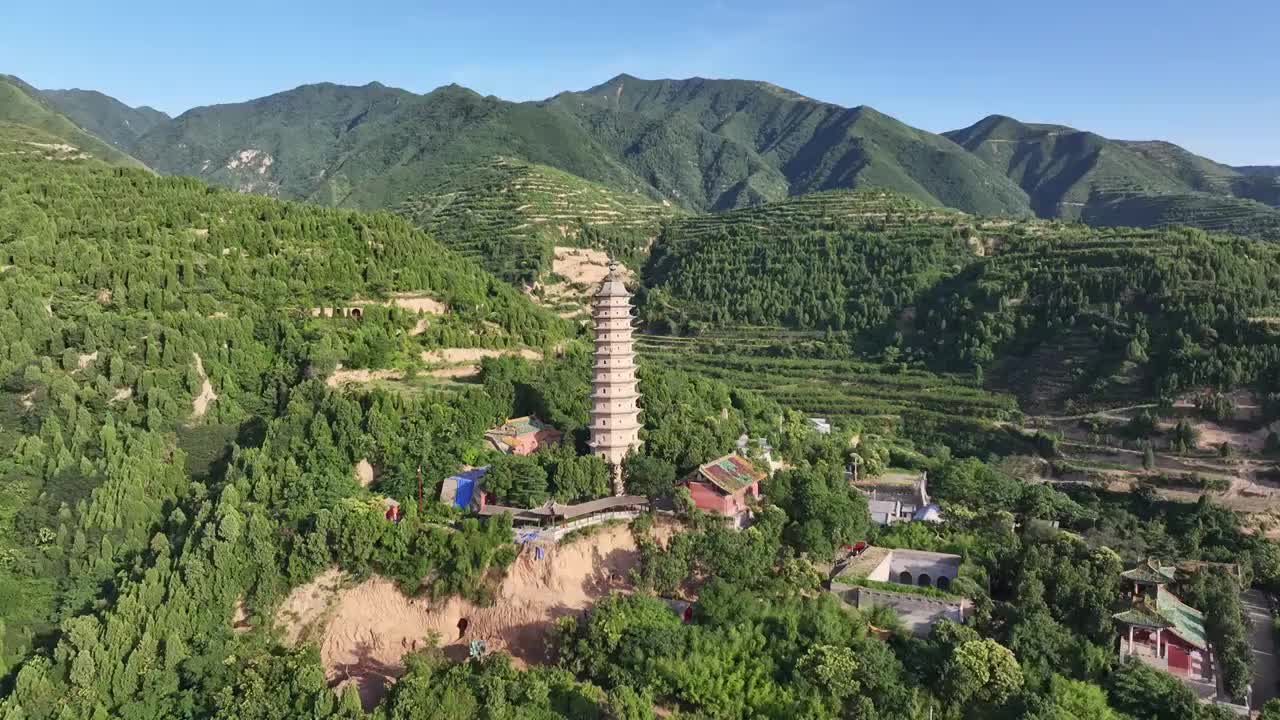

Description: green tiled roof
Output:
[502,416,552,435]
[1112,587,1207,651]
[1120,559,1177,585]
[1156,588,1207,650]
[1113,605,1168,628]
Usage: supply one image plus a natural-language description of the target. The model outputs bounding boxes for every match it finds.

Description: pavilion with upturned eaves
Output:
[1113,560,1216,695]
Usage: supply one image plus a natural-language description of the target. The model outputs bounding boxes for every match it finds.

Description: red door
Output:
[1167,644,1190,673]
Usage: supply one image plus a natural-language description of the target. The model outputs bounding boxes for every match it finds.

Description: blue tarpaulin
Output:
[448,466,489,510]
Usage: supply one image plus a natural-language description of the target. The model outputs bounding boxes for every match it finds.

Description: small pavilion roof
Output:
[1112,586,1208,650]
[1121,559,1177,585]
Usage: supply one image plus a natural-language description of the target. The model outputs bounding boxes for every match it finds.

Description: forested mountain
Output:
[1080,190,1280,242]
[945,115,1214,216]
[119,81,658,209]
[21,72,1279,246]
[41,88,169,154]
[37,75,1032,218]
[552,75,1034,215]
[0,75,147,169]
[642,191,974,333]
[945,114,1280,237]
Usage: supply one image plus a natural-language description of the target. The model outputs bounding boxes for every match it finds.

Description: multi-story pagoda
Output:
[589,261,642,495]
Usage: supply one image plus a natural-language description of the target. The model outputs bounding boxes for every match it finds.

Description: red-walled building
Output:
[1113,560,1218,697]
[681,454,766,528]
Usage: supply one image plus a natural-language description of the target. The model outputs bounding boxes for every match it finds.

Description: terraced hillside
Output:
[637,332,1026,456]
[639,189,1280,413]
[1082,189,1280,242]
[396,157,677,285]
[1118,140,1242,194]
[641,190,1024,335]
[914,224,1280,411]
[1229,166,1280,208]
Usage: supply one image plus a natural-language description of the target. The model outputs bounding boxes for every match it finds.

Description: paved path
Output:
[1242,588,1277,711]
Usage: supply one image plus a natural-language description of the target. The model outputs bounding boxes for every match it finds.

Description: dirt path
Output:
[420,348,542,364]
[1242,588,1277,710]
[190,353,218,420]
[1058,440,1235,476]
[326,367,404,387]
[1033,403,1158,423]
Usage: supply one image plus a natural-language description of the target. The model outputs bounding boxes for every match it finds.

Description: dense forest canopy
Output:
[3,98,1280,720]
[639,189,1280,410]
[0,138,573,693]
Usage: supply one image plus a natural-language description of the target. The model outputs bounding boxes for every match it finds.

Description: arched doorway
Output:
[898,570,913,585]
[936,576,951,591]
[917,574,931,587]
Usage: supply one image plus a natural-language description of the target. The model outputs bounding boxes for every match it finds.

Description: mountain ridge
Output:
[25,71,1279,244]
[943,112,1280,238]
[40,88,169,153]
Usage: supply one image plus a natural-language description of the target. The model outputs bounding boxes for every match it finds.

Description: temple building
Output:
[1113,560,1218,698]
[589,262,642,494]
[681,453,765,528]
[484,416,562,456]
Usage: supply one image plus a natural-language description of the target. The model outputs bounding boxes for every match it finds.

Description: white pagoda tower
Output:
[589,261,643,495]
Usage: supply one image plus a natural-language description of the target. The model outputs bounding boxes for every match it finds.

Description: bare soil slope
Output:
[317,524,641,707]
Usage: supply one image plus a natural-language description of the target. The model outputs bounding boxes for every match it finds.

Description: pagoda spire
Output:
[589,259,642,495]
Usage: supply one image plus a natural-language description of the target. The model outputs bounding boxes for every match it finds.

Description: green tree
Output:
[797,644,861,699]
[483,454,550,507]
[1044,675,1127,720]
[624,454,678,498]
[943,639,1023,707]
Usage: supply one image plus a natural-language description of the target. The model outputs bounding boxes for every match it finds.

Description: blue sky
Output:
[4,0,1277,164]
